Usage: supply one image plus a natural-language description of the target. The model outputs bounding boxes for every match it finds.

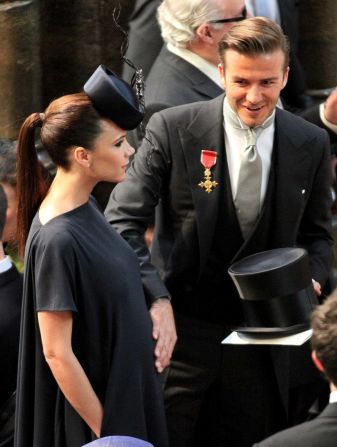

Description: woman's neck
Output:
[39,168,96,224]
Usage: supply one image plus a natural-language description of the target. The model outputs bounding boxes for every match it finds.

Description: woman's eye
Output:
[114,140,123,148]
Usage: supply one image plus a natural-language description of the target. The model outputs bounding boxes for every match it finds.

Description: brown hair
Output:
[311,291,337,387]
[218,16,290,69]
[16,92,103,255]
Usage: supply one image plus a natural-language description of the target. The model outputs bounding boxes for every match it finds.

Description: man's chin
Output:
[239,113,266,128]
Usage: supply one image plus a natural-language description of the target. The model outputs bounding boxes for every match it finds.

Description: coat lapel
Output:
[178,95,227,274]
[271,109,314,244]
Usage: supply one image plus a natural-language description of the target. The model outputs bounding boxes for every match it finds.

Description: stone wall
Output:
[0,0,135,138]
[0,0,41,138]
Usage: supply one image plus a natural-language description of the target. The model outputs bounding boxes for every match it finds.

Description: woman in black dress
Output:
[14,68,169,447]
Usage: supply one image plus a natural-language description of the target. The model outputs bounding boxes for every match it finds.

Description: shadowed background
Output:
[0,0,336,139]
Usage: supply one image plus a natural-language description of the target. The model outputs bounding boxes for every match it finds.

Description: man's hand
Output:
[324,88,337,125]
[150,298,177,373]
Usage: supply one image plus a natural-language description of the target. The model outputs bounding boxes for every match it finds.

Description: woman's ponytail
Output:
[16,113,50,255]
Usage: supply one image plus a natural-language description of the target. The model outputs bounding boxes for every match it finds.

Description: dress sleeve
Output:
[105,111,171,304]
[33,228,78,312]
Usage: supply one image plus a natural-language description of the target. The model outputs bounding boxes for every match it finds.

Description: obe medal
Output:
[198,150,218,193]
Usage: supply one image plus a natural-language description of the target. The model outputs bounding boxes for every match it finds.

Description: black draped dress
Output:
[15,199,168,447]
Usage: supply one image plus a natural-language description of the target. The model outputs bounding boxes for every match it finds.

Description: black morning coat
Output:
[105,93,333,418]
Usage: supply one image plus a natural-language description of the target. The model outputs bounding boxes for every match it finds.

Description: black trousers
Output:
[163,314,286,447]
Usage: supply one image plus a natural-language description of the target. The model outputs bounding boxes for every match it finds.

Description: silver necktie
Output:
[234,127,262,239]
[224,98,274,239]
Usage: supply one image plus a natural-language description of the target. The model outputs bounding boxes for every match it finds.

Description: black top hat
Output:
[84,65,144,130]
[228,247,318,336]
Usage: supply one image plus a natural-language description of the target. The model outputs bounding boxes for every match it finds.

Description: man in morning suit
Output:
[105,17,333,446]
[254,291,337,447]
[0,184,22,447]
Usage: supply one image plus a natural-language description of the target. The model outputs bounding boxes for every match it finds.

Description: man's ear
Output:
[196,23,214,43]
[218,63,226,89]
[73,146,91,168]
[281,66,290,90]
[312,350,325,373]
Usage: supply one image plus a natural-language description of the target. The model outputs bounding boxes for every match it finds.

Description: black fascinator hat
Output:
[84,64,144,130]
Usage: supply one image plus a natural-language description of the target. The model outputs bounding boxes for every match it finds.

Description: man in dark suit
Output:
[0,184,23,447]
[0,139,23,447]
[105,17,333,446]
[127,0,246,148]
[254,291,337,447]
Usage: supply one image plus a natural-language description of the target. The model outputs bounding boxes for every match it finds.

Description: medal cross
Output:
[198,168,218,193]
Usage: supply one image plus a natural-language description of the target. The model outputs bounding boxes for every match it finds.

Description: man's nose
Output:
[246,85,262,104]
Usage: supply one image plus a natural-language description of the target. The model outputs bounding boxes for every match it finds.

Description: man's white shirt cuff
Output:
[320,102,337,134]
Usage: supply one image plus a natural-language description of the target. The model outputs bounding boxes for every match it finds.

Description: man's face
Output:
[213,0,246,33]
[201,0,246,65]
[219,49,289,127]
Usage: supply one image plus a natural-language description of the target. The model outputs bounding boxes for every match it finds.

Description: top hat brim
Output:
[234,321,310,337]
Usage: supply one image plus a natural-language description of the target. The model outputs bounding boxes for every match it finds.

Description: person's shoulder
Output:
[152,94,224,122]
[253,416,331,447]
[27,210,81,255]
[145,51,199,105]
[148,47,184,73]
[146,47,214,89]
[277,107,329,141]
[276,108,329,145]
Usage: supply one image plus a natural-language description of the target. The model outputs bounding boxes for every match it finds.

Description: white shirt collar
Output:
[166,43,223,88]
[223,97,275,206]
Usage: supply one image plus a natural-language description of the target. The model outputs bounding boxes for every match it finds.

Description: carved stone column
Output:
[0,0,41,138]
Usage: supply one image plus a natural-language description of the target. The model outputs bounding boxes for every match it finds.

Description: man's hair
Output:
[157,0,225,48]
[0,184,8,239]
[0,138,17,187]
[218,17,290,69]
[311,291,337,387]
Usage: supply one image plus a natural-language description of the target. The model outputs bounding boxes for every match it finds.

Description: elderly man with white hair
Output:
[134,0,246,134]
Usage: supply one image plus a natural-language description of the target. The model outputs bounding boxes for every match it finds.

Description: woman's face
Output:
[88,119,135,184]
